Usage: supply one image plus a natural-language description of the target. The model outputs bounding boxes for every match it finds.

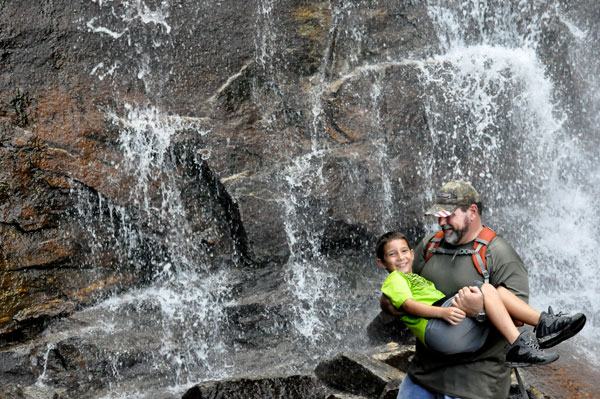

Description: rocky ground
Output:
[181,342,557,399]
[522,341,600,399]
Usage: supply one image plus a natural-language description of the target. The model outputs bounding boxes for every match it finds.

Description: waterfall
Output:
[421,0,600,364]
[94,0,597,387]
[66,104,235,397]
[10,1,598,398]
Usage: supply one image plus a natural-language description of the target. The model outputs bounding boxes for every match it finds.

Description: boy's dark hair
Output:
[375,232,412,260]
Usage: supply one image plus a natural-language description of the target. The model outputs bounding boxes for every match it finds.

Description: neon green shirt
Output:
[381,270,446,345]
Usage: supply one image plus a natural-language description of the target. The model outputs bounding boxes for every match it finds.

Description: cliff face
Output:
[0,0,441,343]
[0,0,599,397]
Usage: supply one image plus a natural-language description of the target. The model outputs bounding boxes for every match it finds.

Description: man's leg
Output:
[397,374,461,399]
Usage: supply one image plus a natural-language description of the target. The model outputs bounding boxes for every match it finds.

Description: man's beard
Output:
[443,214,469,245]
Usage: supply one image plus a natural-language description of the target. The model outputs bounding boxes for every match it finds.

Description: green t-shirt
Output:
[381,271,445,345]
[408,231,529,399]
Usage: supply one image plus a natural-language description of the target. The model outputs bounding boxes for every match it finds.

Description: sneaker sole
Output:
[538,314,587,349]
[505,354,559,368]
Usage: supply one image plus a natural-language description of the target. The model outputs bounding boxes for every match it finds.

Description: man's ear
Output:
[469,204,479,221]
[376,258,387,271]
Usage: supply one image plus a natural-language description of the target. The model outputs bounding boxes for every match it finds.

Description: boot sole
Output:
[538,314,587,349]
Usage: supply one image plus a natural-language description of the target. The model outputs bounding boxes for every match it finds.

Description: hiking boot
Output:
[505,331,559,367]
[535,306,586,349]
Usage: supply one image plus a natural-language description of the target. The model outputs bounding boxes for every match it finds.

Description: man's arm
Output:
[380,294,404,316]
[451,286,484,316]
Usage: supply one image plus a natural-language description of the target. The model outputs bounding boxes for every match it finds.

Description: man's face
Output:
[438,207,470,245]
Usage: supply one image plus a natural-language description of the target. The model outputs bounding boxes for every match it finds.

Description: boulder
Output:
[182,374,327,399]
[366,311,415,346]
[368,342,415,372]
[314,352,404,398]
[177,344,555,399]
[0,0,442,344]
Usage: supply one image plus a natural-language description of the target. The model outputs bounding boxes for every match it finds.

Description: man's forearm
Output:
[380,294,404,316]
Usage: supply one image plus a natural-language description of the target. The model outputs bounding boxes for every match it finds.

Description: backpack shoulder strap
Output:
[424,227,497,283]
[472,227,496,283]
[425,231,445,262]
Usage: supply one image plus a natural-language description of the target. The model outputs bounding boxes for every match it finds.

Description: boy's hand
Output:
[441,306,466,325]
[380,294,405,316]
[451,286,484,316]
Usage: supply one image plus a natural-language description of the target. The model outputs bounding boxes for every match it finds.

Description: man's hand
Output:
[380,294,405,316]
[451,286,484,317]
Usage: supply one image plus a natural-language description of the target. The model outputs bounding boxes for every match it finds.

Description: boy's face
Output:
[377,238,414,274]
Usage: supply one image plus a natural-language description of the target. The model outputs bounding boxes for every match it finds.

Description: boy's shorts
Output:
[424,290,490,355]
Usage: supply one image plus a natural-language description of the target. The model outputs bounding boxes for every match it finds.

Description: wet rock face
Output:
[0,0,438,344]
[0,0,596,381]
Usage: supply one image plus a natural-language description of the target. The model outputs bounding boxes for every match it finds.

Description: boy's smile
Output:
[377,238,414,274]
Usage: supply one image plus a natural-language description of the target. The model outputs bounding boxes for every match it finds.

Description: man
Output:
[386,180,529,399]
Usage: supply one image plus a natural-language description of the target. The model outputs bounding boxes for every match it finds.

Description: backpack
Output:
[424,227,497,284]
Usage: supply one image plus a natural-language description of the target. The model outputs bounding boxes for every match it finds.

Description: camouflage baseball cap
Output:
[424,180,480,217]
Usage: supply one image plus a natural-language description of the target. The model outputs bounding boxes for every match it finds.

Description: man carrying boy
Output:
[387,180,528,399]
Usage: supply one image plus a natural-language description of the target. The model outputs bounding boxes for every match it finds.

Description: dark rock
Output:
[368,343,415,372]
[182,374,327,399]
[378,380,401,399]
[314,352,404,398]
[0,385,26,399]
[0,347,39,385]
[366,311,415,346]
[222,299,289,347]
[325,394,370,399]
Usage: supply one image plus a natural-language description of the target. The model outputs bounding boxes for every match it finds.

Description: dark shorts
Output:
[424,295,490,355]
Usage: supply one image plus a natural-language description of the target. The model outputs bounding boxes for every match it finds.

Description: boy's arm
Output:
[402,298,466,325]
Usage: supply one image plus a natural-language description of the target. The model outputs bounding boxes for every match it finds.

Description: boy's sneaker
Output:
[505,331,559,367]
[534,306,586,349]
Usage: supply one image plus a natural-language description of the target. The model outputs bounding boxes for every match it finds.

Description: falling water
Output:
[63,104,237,398]
[16,0,599,397]
[276,1,385,358]
[420,0,600,365]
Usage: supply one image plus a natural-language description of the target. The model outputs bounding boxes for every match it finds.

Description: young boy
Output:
[376,231,586,367]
